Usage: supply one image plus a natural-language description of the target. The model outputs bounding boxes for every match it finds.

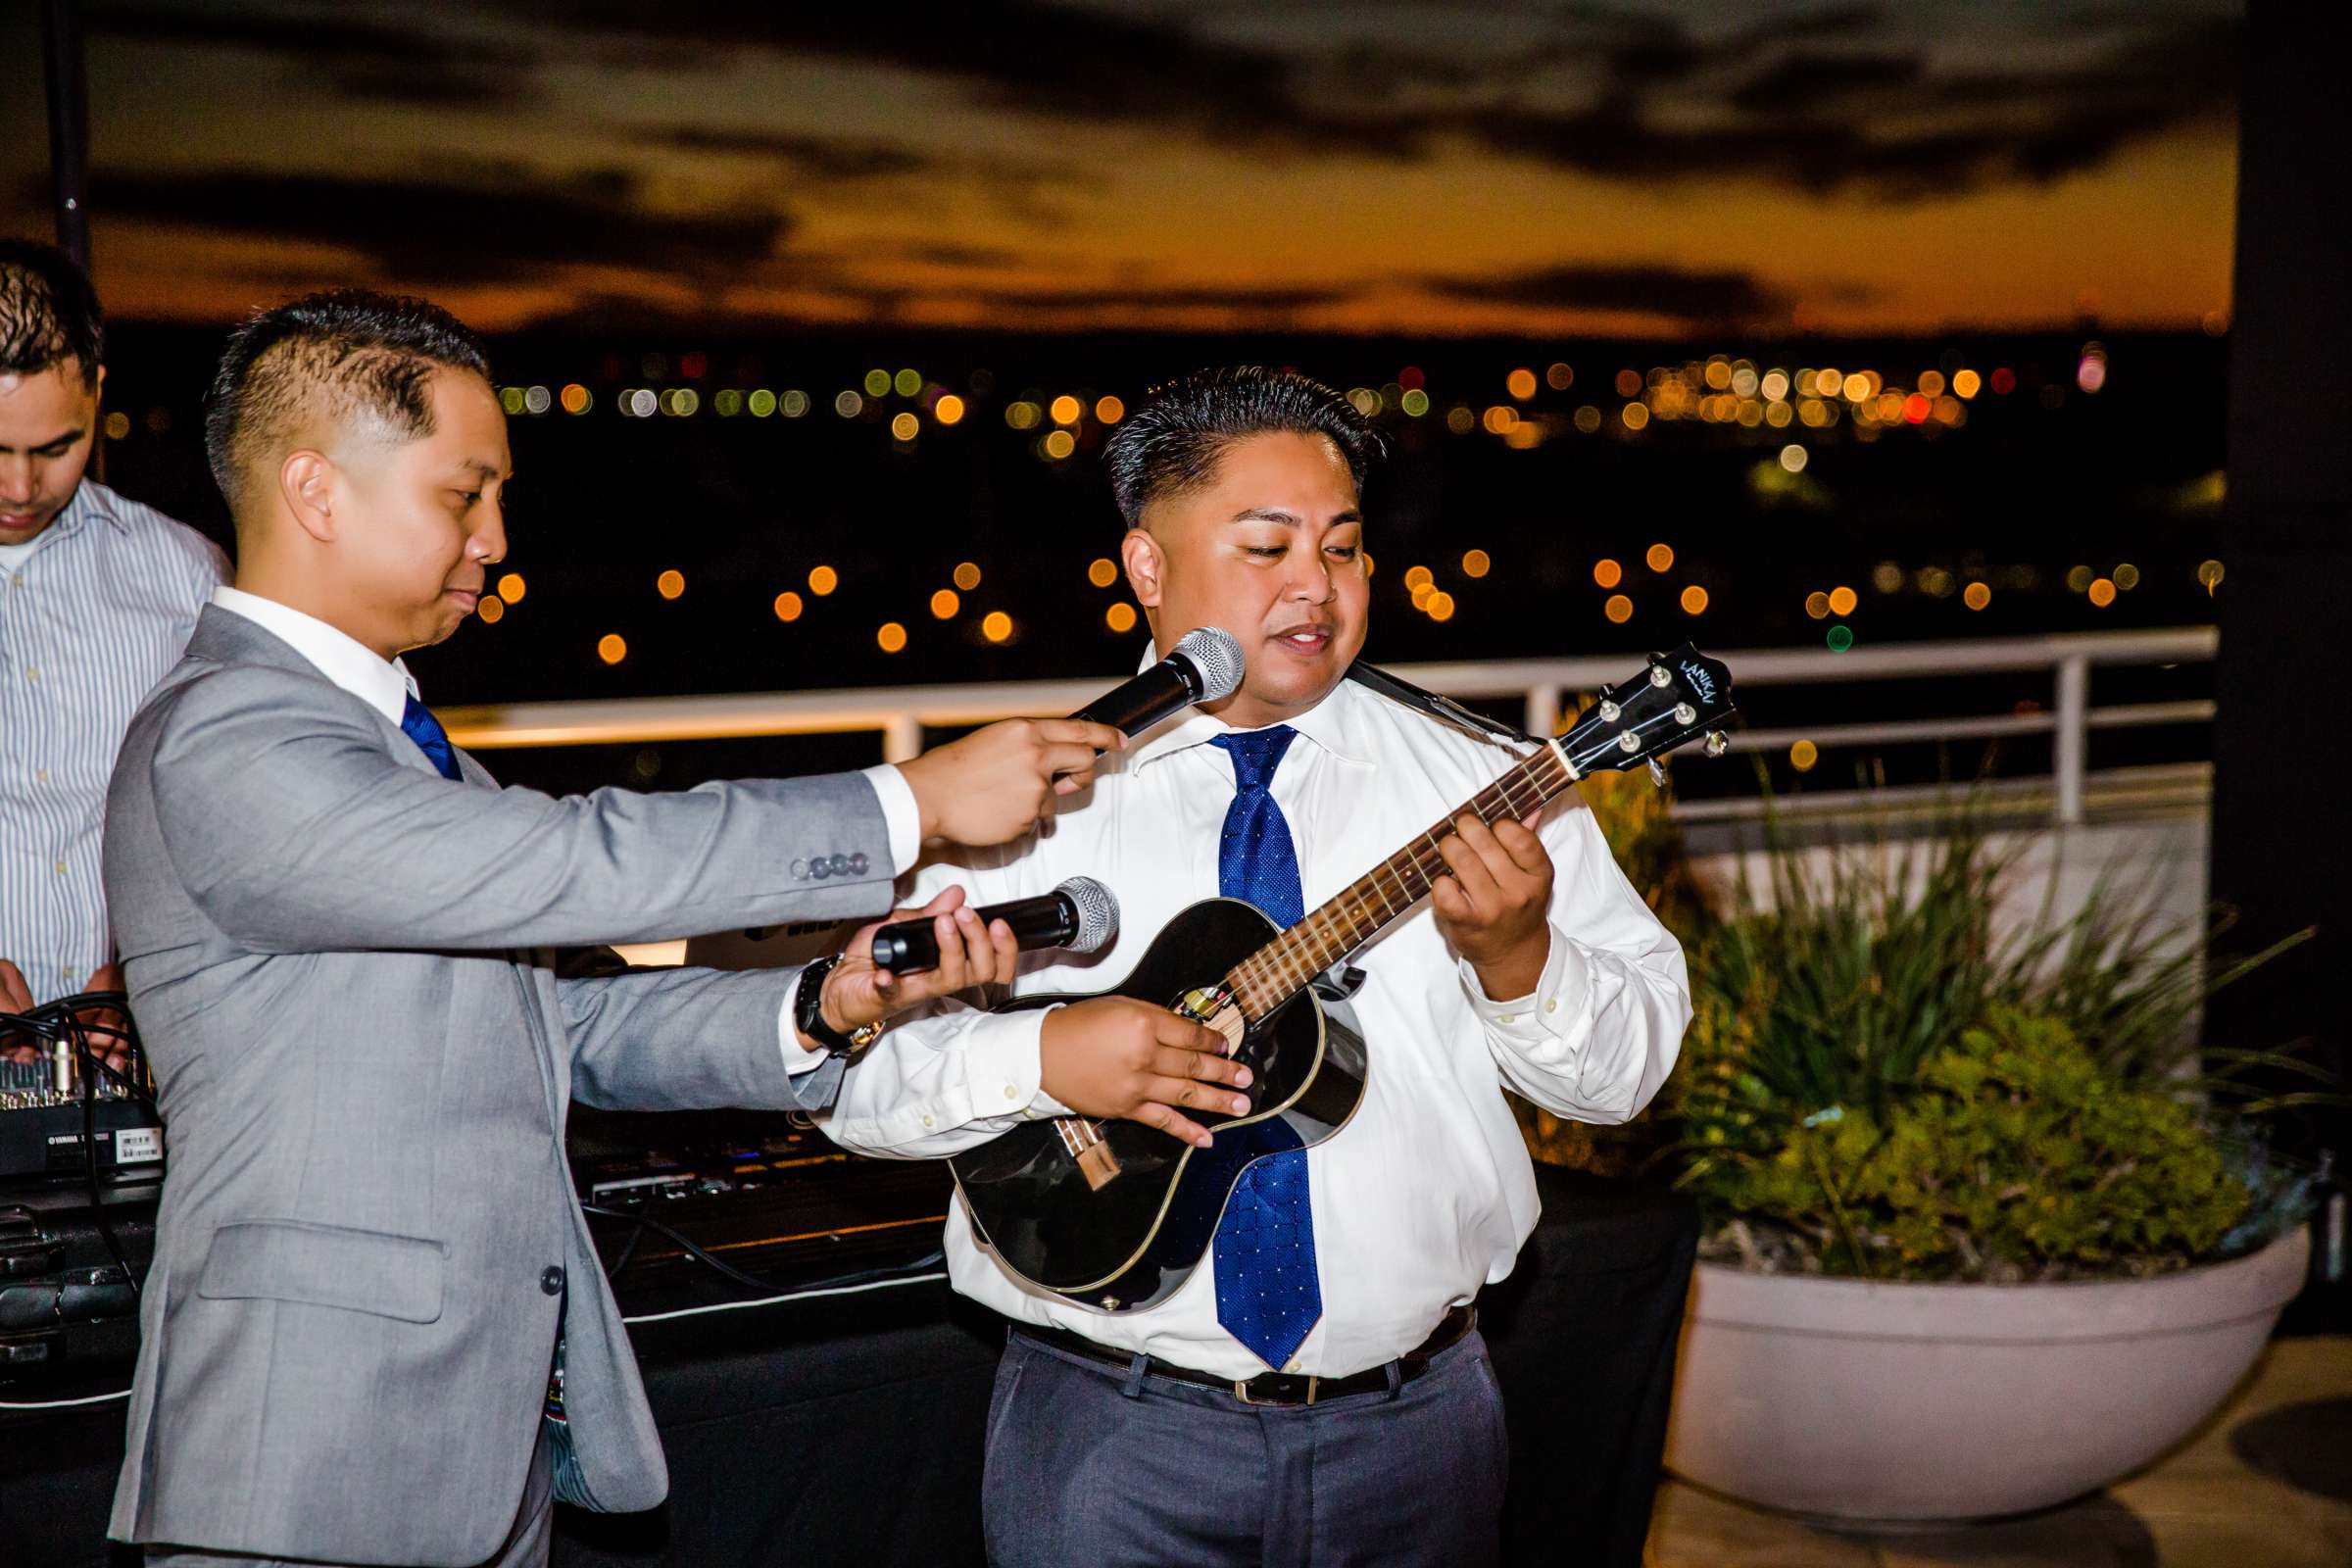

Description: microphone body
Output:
[871,877,1119,974]
[1068,625,1245,739]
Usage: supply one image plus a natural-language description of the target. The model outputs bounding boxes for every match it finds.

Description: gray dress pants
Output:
[983,1328,1509,1568]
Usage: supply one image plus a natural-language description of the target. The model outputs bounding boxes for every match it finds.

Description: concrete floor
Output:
[1646,1336,2352,1568]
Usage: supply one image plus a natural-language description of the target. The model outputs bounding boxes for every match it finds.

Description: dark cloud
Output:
[87,163,788,285]
[85,1,543,108]
[656,128,933,183]
[506,2,2232,201]
[898,242,1026,270]
[1425,263,1799,323]
[967,283,1358,315]
[1727,50,1927,113]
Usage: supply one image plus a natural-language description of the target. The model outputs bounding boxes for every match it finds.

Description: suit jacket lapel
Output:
[190,606,450,781]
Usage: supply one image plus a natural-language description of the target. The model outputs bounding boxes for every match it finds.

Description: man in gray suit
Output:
[101,290,1242,1567]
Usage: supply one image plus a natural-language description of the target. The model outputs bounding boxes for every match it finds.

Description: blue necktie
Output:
[1206,727,1321,1370]
[400,695,463,782]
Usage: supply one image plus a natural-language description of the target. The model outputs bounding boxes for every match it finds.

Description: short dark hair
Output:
[1102,367,1383,527]
[205,288,492,512]
[0,238,104,388]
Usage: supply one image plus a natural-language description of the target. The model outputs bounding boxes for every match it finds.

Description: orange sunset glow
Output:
[1,2,2238,336]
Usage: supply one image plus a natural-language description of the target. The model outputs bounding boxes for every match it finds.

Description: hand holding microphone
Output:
[895,627,1245,848]
[871,877,1118,973]
[810,878,1120,1045]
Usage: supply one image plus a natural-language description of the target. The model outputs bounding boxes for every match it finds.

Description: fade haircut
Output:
[1102,367,1383,528]
[0,238,104,389]
[205,288,492,512]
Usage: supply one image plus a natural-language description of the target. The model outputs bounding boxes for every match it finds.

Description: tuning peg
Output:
[1703,731,1729,758]
[1649,665,1674,689]
[1674,702,1696,724]
[1647,759,1667,787]
[1597,699,1620,722]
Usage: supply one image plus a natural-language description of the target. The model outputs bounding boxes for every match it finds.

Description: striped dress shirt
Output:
[0,479,226,1004]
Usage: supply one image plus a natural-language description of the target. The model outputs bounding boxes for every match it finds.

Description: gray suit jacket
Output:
[102,607,898,1564]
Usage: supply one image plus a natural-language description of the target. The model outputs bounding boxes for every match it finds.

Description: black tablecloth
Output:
[2,1167,1693,1568]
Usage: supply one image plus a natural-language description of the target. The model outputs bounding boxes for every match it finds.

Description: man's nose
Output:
[0,460,35,506]
[473,504,509,567]
[1284,556,1336,603]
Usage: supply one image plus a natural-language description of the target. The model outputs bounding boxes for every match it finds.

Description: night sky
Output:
[3,1,2239,337]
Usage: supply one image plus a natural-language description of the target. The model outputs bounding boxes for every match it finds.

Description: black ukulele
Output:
[946,644,1736,1312]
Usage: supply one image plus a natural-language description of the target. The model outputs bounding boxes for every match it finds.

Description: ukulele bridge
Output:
[1054,1115,1122,1191]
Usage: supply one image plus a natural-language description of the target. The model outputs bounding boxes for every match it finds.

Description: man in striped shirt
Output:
[1,239,224,1047]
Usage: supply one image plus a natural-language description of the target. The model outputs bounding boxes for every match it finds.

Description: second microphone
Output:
[870,877,1120,974]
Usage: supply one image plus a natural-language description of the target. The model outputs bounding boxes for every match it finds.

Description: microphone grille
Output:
[1172,625,1245,703]
[1056,876,1120,955]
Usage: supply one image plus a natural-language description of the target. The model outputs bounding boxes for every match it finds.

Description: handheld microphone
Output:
[870,876,1120,974]
[1069,626,1245,737]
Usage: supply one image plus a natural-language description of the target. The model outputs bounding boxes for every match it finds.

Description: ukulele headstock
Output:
[1558,643,1737,779]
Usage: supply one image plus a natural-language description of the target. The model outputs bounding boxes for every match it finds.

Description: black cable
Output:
[69,1011,140,1300]
[579,1201,945,1299]
[1,993,153,1302]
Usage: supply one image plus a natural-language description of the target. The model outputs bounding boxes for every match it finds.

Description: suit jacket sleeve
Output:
[145,664,897,954]
[560,963,846,1113]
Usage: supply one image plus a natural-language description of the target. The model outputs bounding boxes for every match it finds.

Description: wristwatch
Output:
[795,955,885,1056]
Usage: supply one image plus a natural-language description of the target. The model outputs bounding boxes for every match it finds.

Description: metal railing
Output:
[441,625,2218,828]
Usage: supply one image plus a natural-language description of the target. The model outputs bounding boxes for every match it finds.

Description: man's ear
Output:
[1121,526,1162,609]
[277,450,339,546]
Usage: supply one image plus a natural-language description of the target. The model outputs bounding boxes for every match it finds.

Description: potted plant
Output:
[1648,809,2324,1523]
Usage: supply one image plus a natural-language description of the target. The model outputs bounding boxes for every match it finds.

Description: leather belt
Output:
[1019,1303,1476,1408]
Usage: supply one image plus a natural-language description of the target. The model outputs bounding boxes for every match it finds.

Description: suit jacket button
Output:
[810,858,831,880]
[828,854,851,876]
[541,1265,565,1297]
[848,852,868,875]
[790,858,808,879]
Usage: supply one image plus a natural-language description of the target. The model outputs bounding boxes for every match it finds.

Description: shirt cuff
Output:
[1459,924,1592,1042]
[960,1005,1070,1121]
[862,763,922,874]
[778,968,829,1076]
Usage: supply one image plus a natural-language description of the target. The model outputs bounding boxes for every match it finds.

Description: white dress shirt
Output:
[206,587,922,1067]
[820,669,1691,1379]
[0,481,225,1003]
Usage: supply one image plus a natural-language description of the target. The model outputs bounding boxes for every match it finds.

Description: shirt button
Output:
[921,1114,936,1128]
[540,1265,565,1297]
[34,769,48,783]
[1004,1084,1019,1101]
[25,668,38,683]
[54,860,69,875]
[1544,999,1559,1014]
[1496,1012,1518,1024]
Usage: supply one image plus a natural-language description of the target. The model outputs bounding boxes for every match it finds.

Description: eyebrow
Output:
[1228,506,1363,526]
[452,460,507,482]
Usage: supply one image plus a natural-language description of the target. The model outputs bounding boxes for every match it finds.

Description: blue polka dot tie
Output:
[400,695,463,782]
[1207,727,1321,1370]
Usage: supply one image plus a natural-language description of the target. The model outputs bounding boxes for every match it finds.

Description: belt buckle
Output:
[1233,1373,1318,1407]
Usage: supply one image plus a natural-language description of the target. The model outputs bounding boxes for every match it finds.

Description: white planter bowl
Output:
[1665,1227,2311,1523]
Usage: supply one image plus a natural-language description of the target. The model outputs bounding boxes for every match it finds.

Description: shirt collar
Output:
[69,479,135,536]
[17,480,130,554]
[1123,637,1375,773]
[209,585,419,727]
